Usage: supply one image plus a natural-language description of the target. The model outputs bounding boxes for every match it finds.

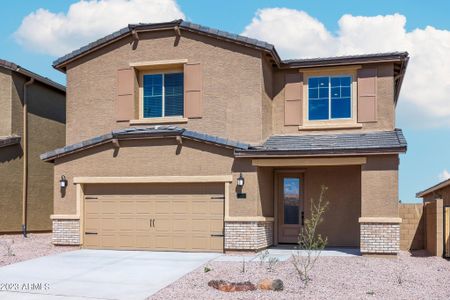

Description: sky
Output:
[2,0,450,203]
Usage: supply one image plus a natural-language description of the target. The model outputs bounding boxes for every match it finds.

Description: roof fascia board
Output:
[234,148,406,158]
[281,58,404,69]
[416,179,450,198]
[54,24,282,72]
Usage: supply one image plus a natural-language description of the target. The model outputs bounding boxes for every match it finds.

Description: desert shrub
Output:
[291,185,329,286]
[0,239,15,257]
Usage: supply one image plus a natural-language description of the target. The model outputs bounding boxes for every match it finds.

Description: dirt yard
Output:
[0,233,77,267]
[150,251,450,300]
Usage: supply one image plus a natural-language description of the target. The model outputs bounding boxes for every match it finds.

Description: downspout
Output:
[22,77,34,237]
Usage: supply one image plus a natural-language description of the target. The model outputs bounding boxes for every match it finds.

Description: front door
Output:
[277,173,304,243]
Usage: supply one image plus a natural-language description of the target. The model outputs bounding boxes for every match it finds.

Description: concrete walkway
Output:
[214,247,361,262]
[0,250,220,300]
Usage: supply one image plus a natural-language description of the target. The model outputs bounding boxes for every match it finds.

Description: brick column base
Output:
[52,218,81,245]
[359,219,401,254]
[224,221,273,251]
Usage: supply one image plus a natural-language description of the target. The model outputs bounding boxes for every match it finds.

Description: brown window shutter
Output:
[284,73,303,125]
[116,68,135,121]
[357,68,377,122]
[184,63,202,118]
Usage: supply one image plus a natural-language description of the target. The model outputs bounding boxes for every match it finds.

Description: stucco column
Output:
[360,155,401,254]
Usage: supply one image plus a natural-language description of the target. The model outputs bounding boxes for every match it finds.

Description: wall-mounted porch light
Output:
[237,173,245,187]
[59,175,68,188]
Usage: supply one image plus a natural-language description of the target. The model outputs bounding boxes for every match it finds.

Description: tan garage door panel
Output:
[83,183,224,252]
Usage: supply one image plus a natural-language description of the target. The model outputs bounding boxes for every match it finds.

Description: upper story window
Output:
[142,72,184,118]
[308,76,352,121]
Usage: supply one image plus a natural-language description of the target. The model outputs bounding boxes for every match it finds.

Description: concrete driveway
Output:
[0,249,220,300]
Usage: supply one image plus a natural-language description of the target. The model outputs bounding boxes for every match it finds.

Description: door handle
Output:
[301,211,304,226]
[152,219,155,227]
[85,232,98,235]
[149,219,156,227]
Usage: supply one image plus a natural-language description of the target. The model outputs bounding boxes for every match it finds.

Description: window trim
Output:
[301,67,359,129]
[138,68,184,120]
[307,75,353,121]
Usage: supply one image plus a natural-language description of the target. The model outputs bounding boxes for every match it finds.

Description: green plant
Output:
[266,256,279,272]
[291,185,329,287]
[258,249,270,266]
[204,265,212,273]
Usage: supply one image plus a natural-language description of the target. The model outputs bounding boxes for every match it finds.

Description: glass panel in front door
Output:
[283,177,300,224]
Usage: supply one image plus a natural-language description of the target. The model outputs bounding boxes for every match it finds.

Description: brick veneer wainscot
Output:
[360,222,400,254]
[224,221,273,250]
[52,219,80,245]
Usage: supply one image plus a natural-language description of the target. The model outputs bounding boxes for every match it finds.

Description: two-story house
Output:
[42,20,408,254]
[0,59,66,234]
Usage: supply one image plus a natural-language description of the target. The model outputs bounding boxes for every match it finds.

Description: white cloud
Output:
[243,8,450,127]
[438,169,450,181]
[14,0,184,56]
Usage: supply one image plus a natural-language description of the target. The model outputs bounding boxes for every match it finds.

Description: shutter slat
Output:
[284,73,303,125]
[357,68,377,123]
[116,68,135,121]
[184,63,203,118]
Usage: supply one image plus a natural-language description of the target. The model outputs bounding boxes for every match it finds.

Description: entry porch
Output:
[225,155,402,255]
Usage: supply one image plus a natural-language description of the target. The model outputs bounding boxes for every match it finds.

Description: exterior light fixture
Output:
[60,175,68,188]
[237,173,245,187]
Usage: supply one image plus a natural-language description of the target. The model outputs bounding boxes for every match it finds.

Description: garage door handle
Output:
[211,233,224,237]
[211,196,225,200]
[85,232,98,235]
[149,219,155,227]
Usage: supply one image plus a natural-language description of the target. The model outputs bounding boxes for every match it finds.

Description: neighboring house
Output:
[416,179,450,257]
[42,20,408,255]
[0,59,66,234]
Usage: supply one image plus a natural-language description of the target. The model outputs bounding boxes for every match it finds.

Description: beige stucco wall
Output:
[424,199,443,256]
[65,30,266,145]
[0,144,23,231]
[52,140,362,247]
[272,63,396,135]
[26,80,66,230]
[261,56,274,140]
[0,72,66,232]
[0,67,12,136]
[361,154,399,218]
[53,139,260,218]
[421,185,450,256]
[399,203,424,250]
[305,165,361,247]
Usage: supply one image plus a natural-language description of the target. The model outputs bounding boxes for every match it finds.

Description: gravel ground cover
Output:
[150,251,450,299]
[0,233,77,267]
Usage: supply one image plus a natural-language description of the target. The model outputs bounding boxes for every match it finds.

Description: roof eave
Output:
[416,178,450,198]
[394,56,409,105]
[281,52,409,69]
[0,136,21,149]
[0,59,65,93]
[234,147,407,158]
[41,129,249,162]
[53,20,282,72]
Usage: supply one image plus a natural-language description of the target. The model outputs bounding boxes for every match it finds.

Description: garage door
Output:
[83,183,224,252]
